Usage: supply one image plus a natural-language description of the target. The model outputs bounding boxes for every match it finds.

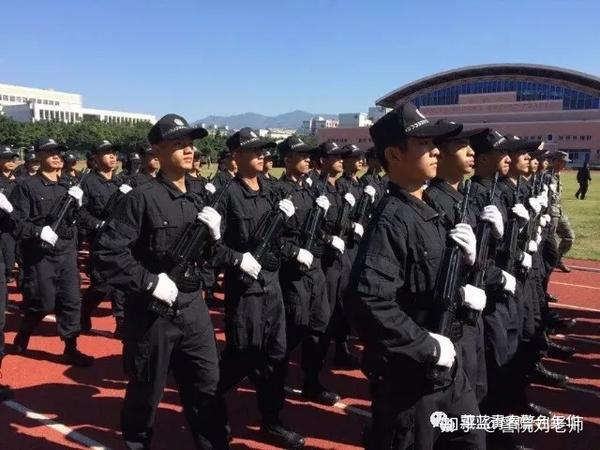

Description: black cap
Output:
[341,144,366,159]
[35,137,66,153]
[314,142,346,158]
[127,151,142,161]
[226,127,276,152]
[148,114,208,145]
[470,130,511,155]
[365,146,377,159]
[93,139,120,154]
[497,133,542,153]
[278,136,311,155]
[370,102,462,151]
[263,149,273,159]
[62,151,78,162]
[0,145,18,159]
[25,151,39,162]
[433,120,489,145]
[547,151,571,163]
[218,148,231,162]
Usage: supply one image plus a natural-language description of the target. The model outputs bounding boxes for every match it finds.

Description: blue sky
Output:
[1,0,598,120]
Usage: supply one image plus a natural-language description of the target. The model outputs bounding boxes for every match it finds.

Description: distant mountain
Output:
[194,110,337,130]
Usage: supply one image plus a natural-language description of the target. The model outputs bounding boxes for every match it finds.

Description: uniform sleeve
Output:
[211,190,244,268]
[345,217,438,365]
[8,181,42,241]
[78,178,103,231]
[92,191,158,294]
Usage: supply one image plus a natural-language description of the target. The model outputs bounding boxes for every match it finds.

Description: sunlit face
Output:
[95,150,118,171]
[28,160,41,172]
[234,148,263,175]
[145,154,160,171]
[438,139,475,176]
[225,157,237,173]
[154,137,194,173]
[388,137,439,181]
[0,157,16,172]
[39,150,63,171]
[264,158,273,171]
[479,149,511,176]
[510,151,531,176]
[343,156,362,173]
[529,157,539,174]
[366,157,382,173]
[285,151,311,176]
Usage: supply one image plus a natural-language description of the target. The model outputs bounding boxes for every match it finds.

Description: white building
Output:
[368,106,391,122]
[0,83,155,124]
[338,112,372,128]
[299,116,339,136]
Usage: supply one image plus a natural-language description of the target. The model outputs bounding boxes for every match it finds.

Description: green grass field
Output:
[80,164,600,261]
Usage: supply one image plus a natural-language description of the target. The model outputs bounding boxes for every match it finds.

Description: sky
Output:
[1,0,599,120]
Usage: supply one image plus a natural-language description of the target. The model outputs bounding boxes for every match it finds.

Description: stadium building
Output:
[318,64,600,167]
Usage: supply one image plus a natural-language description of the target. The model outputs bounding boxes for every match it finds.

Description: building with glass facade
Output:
[319,64,600,167]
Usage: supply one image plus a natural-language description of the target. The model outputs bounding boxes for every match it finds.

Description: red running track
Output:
[0,257,598,449]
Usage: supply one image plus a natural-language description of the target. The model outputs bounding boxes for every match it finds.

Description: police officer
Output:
[259,149,277,189]
[122,150,142,180]
[79,140,131,337]
[92,114,228,449]
[15,147,40,179]
[0,145,19,283]
[60,151,82,186]
[0,174,13,400]
[212,149,236,189]
[212,127,305,448]
[127,145,160,187]
[9,137,93,367]
[345,103,484,449]
[547,151,575,273]
[360,146,388,204]
[425,124,494,405]
[275,135,340,405]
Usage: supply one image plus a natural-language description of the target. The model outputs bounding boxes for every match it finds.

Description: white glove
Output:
[535,229,543,245]
[501,270,516,295]
[540,215,548,227]
[460,284,487,312]
[511,203,530,222]
[353,222,364,237]
[197,206,221,240]
[429,332,456,369]
[296,248,314,269]
[537,194,548,209]
[330,236,345,254]
[0,193,13,213]
[278,199,295,218]
[68,186,84,207]
[480,205,504,239]
[549,182,558,193]
[119,184,133,195]
[305,177,313,187]
[449,223,477,266]
[364,185,376,203]
[528,197,541,214]
[40,225,58,246]
[240,252,261,279]
[520,252,532,270]
[527,240,538,253]
[152,273,178,305]
[344,192,356,207]
[205,182,216,194]
[542,214,551,226]
[315,195,330,213]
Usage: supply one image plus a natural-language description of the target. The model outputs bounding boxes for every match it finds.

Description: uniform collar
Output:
[93,170,116,183]
[36,172,60,186]
[281,173,306,190]
[234,174,269,198]
[388,182,439,221]
[342,172,359,183]
[429,177,463,202]
[156,171,194,200]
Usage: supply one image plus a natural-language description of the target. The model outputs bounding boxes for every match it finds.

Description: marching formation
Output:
[0,104,581,450]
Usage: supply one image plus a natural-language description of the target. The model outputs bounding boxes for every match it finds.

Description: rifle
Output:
[333,184,355,241]
[351,184,374,237]
[299,172,328,266]
[237,194,295,288]
[148,177,233,317]
[430,179,472,380]
[501,176,522,273]
[40,170,90,250]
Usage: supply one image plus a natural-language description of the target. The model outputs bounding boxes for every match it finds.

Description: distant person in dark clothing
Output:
[575,162,591,199]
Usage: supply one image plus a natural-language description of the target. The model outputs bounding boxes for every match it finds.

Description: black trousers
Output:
[368,362,484,450]
[20,249,81,339]
[121,295,227,450]
[219,270,287,422]
[457,316,487,404]
[0,253,6,359]
[81,284,125,320]
[575,182,589,199]
[280,261,330,377]
[0,233,15,279]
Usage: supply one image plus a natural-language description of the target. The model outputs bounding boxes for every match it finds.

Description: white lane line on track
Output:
[550,281,600,291]
[565,385,600,399]
[567,264,600,273]
[284,387,372,418]
[2,400,112,450]
[552,303,600,313]
[554,335,600,346]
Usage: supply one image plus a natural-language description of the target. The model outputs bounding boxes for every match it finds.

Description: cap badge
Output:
[174,118,184,126]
